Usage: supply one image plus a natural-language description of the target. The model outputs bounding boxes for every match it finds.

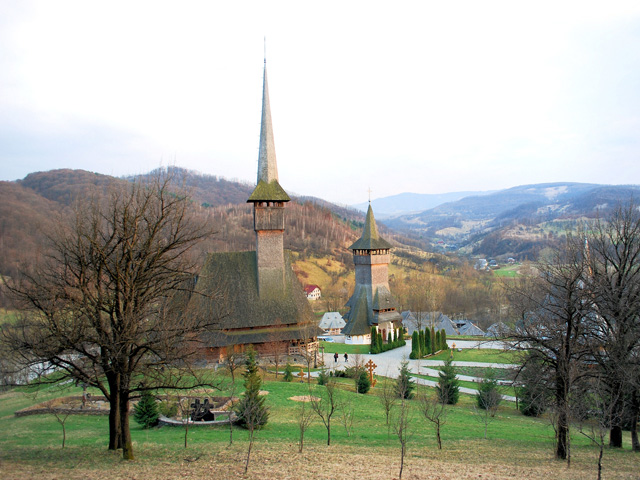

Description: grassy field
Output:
[319,341,371,355]
[409,372,513,394]
[428,348,520,364]
[1,374,638,479]
[492,264,522,278]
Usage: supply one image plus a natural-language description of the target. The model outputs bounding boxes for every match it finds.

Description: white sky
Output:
[1,1,640,205]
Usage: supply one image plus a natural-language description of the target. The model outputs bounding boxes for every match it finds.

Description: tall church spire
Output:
[257,61,279,184]
[248,58,289,297]
[248,60,289,203]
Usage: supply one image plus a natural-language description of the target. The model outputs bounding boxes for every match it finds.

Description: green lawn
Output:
[409,372,513,394]
[427,348,520,364]
[1,374,638,479]
[492,264,522,278]
[439,366,515,380]
[320,342,370,355]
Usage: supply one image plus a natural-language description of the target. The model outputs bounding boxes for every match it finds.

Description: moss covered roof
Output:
[341,287,371,336]
[349,204,392,250]
[247,179,291,202]
[184,250,318,348]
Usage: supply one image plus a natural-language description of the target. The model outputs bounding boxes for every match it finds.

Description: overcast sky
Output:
[1,1,640,205]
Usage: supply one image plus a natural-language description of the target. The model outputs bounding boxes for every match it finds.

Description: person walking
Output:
[334,352,339,363]
[344,353,348,362]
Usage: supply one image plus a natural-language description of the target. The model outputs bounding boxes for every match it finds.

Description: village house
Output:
[318,312,346,335]
[304,284,322,301]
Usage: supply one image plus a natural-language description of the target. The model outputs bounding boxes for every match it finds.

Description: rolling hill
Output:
[385,182,640,259]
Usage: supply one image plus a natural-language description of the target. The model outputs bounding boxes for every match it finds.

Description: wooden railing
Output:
[288,341,319,356]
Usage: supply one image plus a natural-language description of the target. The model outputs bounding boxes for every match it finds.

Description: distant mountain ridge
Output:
[383,182,640,260]
[3,170,639,273]
[352,190,495,218]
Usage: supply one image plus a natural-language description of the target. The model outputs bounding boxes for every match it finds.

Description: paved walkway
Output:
[321,339,518,402]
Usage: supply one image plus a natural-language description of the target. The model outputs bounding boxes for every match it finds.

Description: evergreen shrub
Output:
[134,391,159,429]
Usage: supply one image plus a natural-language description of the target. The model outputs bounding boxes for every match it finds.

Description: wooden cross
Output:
[297,369,306,383]
[365,359,377,387]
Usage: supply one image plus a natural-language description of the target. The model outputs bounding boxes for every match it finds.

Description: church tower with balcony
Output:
[342,203,402,344]
[247,60,291,297]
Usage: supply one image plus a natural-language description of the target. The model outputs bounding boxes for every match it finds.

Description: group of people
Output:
[333,352,348,363]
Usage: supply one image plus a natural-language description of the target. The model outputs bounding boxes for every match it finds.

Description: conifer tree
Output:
[418,330,425,356]
[283,363,294,382]
[435,331,441,352]
[134,391,159,429]
[370,327,378,354]
[437,357,459,405]
[476,368,501,413]
[441,330,447,350]
[430,327,436,354]
[395,361,415,399]
[424,327,431,355]
[410,331,419,359]
[234,347,269,429]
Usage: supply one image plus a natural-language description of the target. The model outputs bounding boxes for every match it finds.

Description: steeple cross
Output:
[367,187,372,203]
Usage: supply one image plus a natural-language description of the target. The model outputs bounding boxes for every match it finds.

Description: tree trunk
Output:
[245,431,254,474]
[107,376,122,450]
[119,390,134,460]
[555,376,569,460]
[630,391,639,452]
[327,418,331,446]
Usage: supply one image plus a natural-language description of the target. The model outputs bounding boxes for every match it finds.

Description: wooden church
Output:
[184,61,320,362]
[341,203,403,344]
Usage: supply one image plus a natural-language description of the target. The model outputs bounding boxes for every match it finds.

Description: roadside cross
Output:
[365,359,377,387]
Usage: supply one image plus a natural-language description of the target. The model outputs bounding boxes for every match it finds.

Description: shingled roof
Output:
[184,250,318,347]
[341,287,371,336]
[349,204,392,250]
[247,179,290,202]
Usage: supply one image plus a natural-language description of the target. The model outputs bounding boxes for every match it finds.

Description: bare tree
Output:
[177,396,192,449]
[266,336,287,380]
[377,371,398,438]
[585,202,640,449]
[418,390,447,449]
[473,402,499,440]
[574,376,624,480]
[340,397,355,437]
[46,404,71,449]
[505,235,593,461]
[1,172,219,460]
[297,398,314,453]
[309,377,341,445]
[226,352,240,384]
[392,371,413,479]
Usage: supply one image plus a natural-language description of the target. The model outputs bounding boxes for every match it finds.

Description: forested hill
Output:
[0,168,428,279]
